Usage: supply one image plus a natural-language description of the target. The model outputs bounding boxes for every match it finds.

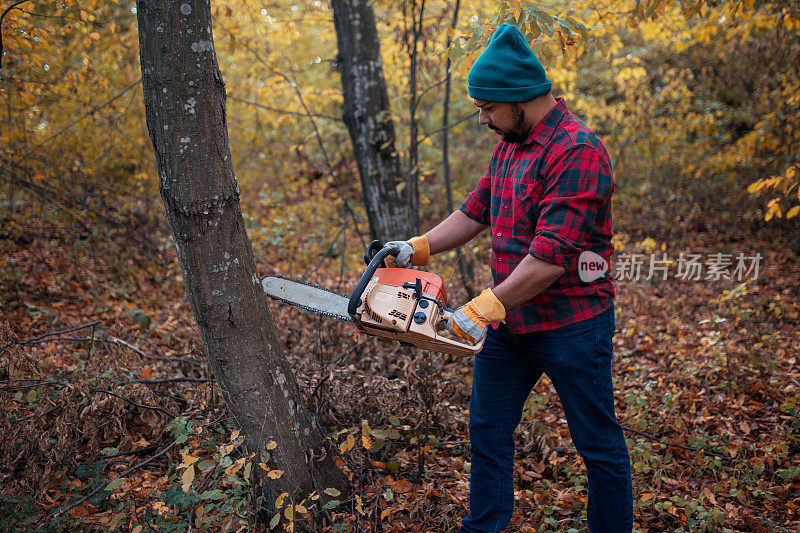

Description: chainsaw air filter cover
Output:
[360,268,447,333]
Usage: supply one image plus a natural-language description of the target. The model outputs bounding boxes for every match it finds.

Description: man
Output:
[388,24,632,533]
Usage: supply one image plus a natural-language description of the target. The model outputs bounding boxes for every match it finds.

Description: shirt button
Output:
[496,233,501,237]
[503,204,508,209]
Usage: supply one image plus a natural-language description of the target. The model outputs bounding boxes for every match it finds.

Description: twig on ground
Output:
[12,404,62,423]
[309,339,370,403]
[0,321,100,353]
[0,378,62,390]
[89,387,176,418]
[56,440,178,517]
[64,417,118,451]
[106,335,148,358]
[98,445,159,460]
[130,377,213,384]
[107,335,201,365]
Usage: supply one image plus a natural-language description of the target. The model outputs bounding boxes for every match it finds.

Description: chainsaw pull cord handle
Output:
[349,242,400,316]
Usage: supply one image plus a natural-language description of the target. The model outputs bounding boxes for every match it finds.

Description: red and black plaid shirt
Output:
[460,97,615,333]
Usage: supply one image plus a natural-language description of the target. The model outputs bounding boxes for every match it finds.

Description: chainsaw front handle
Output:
[363,239,392,266]
[348,241,400,316]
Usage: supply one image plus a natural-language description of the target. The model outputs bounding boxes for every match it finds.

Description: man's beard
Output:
[489,104,528,144]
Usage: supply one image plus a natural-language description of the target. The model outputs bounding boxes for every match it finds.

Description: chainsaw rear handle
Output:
[439,307,487,354]
[349,241,400,315]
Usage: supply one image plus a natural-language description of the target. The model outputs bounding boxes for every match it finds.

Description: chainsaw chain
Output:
[261,274,352,322]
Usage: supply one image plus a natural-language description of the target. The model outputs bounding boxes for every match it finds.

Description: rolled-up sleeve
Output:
[459,167,491,225]
[530,145,614,271]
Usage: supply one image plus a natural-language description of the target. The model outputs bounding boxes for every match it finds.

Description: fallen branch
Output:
[56,440,177,517]
[6,332,202,367]
[0,321,100,354]
[63,417,118,451]
[143,354,201,366]
[0,377,61,386]
[12,404,62,423]
[106,335,148,358]
[0,379,64,391]
[89,387,175,418]
[98,445,159,460]
[130,377,213,384]
[107,335,201,366]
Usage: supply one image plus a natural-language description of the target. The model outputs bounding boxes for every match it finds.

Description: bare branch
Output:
[8,78,142,169]
[0,0,32,70]
[130,377,213,384]
[416,111,478,147]
[413,77,447,113]
[227,94,342,121]
[0,321,101,354]
[56,440,178,517]
[89,387,176,418]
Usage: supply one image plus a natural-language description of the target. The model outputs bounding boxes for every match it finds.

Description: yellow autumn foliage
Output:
[2,0,797,272]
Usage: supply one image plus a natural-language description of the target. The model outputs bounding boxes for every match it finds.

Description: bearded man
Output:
[388,24,633,533]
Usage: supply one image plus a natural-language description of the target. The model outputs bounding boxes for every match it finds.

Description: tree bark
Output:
[332,0,413,242]
[135,0,347,524]
[441,0,475,299]
[406,0,425,237]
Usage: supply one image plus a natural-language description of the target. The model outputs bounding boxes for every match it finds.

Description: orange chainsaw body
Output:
[351,267,484,357]
[367,268,447,303]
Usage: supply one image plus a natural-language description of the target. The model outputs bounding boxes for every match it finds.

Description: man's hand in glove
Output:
[385,236,430,268]
[448,288,506,344]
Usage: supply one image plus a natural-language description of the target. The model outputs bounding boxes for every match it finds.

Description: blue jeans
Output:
[461,304,632,533]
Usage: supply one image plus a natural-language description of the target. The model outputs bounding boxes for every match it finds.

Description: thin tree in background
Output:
[406,0,425,237]
[332,0,413,243]
[441,0,475,299]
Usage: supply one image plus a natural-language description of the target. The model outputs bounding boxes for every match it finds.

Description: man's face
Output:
[474,100,528,144]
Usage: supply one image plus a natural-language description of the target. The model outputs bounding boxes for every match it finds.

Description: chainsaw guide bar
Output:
[260,275,351,322]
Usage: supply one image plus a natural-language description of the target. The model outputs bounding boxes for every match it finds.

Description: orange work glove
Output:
[448,288,506,344]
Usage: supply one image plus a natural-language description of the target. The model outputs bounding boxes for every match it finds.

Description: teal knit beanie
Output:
[468,24,552,103]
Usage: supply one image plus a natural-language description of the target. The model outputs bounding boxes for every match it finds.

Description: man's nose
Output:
[478,110,490,126]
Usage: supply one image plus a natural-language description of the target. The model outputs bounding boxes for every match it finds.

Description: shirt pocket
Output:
[511,167,543,239]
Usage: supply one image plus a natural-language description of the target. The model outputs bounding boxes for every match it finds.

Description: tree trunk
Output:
[406,0,425,237]
[441,0,475,299]
[135,0,347,524]
[332,0,413,242]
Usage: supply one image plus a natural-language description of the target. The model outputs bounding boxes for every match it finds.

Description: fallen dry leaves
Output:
[1,221,798,532]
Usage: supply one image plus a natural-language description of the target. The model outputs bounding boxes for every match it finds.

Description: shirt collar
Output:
[520,97,567,147]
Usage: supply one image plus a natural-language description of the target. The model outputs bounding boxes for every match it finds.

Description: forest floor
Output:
[1,216,798,532]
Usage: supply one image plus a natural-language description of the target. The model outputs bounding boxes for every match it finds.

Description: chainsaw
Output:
[261,240,485,357]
